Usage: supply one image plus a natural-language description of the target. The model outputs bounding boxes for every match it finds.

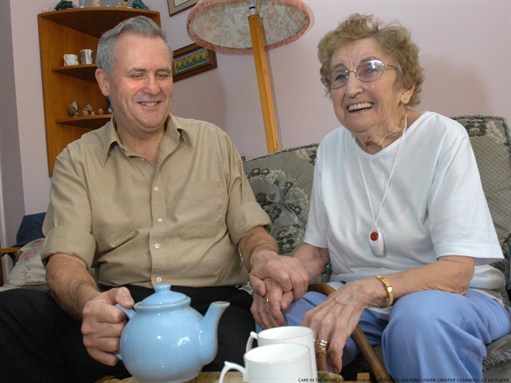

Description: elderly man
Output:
[0,16,279,382]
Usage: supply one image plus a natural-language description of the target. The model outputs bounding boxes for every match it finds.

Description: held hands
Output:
[81,287,134,366]
[249,253,309,329]
[251,278,294,328]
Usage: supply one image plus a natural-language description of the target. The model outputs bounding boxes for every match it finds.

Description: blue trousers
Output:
[285,289,511,380]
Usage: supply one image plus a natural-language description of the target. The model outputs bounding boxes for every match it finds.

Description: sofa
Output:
[243,115,511,380]
[1,115,510,380]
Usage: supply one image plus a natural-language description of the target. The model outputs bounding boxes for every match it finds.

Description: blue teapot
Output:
[116,284,230,383]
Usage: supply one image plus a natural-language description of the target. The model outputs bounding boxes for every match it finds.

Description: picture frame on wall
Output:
[168,0,198,16]
[172,43,217,82]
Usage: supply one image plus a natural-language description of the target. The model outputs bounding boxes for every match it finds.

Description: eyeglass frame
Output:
[323,59,400,90]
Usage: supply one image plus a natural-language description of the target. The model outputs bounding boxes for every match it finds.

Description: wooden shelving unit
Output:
[38,7,161,175]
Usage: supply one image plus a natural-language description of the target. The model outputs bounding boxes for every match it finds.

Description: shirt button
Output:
[157,218,163,223]
[156,277,162,283]
[155,243,160,249]
[154,186,159,192]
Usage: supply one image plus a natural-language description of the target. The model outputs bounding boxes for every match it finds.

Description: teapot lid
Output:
[138,284,188,306]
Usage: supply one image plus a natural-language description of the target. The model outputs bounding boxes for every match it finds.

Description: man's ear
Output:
[95,68,110,97]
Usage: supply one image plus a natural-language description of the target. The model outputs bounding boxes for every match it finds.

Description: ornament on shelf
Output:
[132,0,149,9]
[55,1,75,10]
[68,99,79,117]
[106,96,113,114]
[82,103,95,116]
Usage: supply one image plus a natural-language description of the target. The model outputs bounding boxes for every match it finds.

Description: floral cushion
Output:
[1,238,46,291]
[244,144,318,255]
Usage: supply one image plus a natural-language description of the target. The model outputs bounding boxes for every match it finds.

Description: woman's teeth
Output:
[347,102,373,112]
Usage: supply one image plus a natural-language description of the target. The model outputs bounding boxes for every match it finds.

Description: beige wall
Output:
[1,0,510,245]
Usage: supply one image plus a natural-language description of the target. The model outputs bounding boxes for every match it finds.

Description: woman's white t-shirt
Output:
[304,111,505,292]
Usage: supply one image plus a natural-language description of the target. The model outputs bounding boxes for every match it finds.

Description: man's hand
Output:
[81,287,135,366]
[250,253,309,303]
[249,254,309,329]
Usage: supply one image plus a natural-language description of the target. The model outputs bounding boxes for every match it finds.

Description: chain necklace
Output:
[356,112,408,257]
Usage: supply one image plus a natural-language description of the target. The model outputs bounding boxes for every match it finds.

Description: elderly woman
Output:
[249,14,511,379]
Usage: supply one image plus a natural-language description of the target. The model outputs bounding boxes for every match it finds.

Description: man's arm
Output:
[238,226,279,272]
[46,253,100,319]
[46,253,135,366]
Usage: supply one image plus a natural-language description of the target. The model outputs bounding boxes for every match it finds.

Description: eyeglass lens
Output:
[329,60,387,89]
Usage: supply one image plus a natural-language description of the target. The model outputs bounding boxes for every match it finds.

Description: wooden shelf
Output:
[56,115,112,128]
[38,7,159,38]
[38,8,161,175]
[52,64,97,82]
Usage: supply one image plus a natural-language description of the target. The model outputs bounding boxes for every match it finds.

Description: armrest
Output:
[0,247,21,255]
[0,247,20,286]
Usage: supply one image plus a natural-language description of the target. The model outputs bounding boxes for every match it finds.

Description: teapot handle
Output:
[114,304,136,360]
[116,303,135,320]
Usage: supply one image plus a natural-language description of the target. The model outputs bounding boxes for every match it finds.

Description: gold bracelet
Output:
[375,275,394,307]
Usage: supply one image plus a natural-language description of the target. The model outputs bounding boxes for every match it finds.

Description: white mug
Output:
[63,53,79,66]
[219,343,312,383]
[246,326,317,379]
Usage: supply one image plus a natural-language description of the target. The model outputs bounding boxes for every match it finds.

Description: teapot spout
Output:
[199,301,230,365]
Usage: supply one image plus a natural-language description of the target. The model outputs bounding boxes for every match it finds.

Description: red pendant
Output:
[370,231,379,241]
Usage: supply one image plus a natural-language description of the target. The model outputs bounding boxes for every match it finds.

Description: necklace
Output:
[356,112,408,257]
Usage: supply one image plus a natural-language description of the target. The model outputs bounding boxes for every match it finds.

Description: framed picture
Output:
[173,43,217,82]
[168,0,198,16]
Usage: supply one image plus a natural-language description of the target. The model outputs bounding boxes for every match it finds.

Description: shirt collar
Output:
[100,114,193,166]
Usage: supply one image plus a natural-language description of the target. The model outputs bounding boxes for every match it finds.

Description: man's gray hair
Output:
[96,16,172,73]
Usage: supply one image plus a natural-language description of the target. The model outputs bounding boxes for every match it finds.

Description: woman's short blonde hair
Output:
[318,13,424,107]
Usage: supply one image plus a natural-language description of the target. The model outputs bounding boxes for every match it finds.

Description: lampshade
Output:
[187,0,312,55]
[186,0,312,154]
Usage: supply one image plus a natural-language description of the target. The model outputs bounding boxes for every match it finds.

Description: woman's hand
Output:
[81,287,135,366]
[304,280,374,373]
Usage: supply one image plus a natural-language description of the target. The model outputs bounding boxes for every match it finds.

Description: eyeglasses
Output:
[326,60,398,89]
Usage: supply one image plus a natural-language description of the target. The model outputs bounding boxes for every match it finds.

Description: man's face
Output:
[96,32,174,136]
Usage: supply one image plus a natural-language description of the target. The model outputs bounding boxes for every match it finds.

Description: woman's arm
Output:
[305,255,474,373]
[293,243,331,283]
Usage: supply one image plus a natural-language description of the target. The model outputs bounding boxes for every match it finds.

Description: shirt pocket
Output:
[169,181,228,239]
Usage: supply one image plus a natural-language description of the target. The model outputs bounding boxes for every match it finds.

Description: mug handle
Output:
[245,331,258,353]
[219,361,246,383]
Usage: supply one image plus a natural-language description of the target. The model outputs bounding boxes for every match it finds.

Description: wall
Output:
[0,0,25,246]
[171,0,511,159]
[1,0,510,245]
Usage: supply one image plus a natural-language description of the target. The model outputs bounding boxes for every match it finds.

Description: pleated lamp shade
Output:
[187,0,312,54]
[186,0,313,153]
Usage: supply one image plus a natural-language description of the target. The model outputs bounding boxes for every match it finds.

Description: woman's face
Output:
[329,38,413,135]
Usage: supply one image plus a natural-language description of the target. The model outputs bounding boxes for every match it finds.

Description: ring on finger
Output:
[316,338,329,352]
[264,296,270,303]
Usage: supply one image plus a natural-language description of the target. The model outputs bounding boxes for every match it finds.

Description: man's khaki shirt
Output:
[41,116,271,288]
